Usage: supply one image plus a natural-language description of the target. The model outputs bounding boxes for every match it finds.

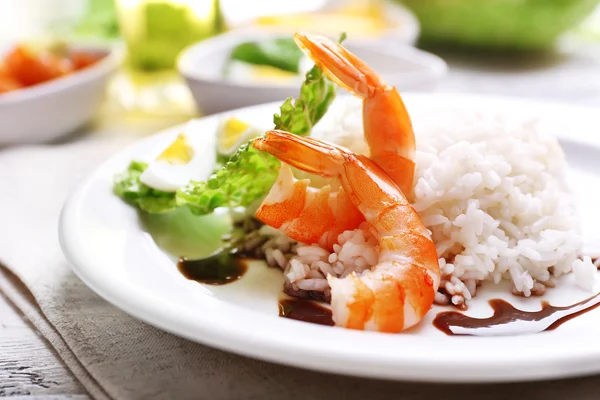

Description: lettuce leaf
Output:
[176,142,279,215]
[177,39,341,215]
[113,161,177,214]
[116,33,345,215]
[273,32,344,135]
[273,63,336,136]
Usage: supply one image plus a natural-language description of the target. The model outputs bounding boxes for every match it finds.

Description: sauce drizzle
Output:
[433,293,600,336]
[279,299,334,326]
[178,256,248,285]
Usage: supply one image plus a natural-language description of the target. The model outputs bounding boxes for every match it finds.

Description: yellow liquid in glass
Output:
[112,0,226,117]
[117,0,226,71]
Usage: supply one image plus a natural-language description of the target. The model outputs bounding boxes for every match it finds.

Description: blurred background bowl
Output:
[0,44,122,145]
[251,0,420,47]
[399,0,600,50]
[177,30,447,115]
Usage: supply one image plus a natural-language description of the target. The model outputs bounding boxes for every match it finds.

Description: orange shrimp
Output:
[257,163,364,249]
[255,130,440,332]
[255,32,416,250]
[294,32,416,199]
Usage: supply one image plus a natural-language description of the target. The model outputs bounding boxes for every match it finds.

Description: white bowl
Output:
[0,45,122,146]
[243,0,420,47]
[178,30,447,115]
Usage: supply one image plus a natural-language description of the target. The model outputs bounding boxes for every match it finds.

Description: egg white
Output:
[140,120,217,192]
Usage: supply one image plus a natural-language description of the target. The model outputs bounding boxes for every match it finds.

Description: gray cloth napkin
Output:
[1,137,600,400]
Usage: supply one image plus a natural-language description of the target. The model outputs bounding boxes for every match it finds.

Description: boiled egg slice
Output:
[217,116,263,157]
[140,121,216,192]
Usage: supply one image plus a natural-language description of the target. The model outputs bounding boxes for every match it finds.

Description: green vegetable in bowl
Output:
[399,0,600,50]
[229,38,304,73]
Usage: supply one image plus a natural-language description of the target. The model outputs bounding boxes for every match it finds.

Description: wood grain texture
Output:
[0,294,87,398]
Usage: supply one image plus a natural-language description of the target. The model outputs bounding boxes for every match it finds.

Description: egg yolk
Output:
[157,134,194,165]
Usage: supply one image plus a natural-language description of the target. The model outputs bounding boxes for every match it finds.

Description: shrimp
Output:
[294,32,416,199]
[256,163,364,249]
[255,32,416,250]
[254,130,440,332]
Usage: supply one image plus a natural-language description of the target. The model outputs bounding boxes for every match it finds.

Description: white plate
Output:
[60,94,600,383]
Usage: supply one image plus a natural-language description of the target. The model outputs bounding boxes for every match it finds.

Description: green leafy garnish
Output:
[177,35,343,215]
[115,33,347,216]
[114,161,177,214]
[176,142,280,215]
[273,64,336,136]
[229,37,304,73]
[271,33,345,135]
[140,206,232,259]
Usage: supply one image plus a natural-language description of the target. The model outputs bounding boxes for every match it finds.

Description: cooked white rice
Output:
[255,101,597,306]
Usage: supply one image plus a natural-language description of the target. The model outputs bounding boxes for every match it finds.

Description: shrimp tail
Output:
[293,32,416,200]
[293,32,383,98]
[254,130,346,177]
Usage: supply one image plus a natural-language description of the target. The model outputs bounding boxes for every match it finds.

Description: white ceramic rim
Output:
[60,93,600,383]
[0,43,124,106]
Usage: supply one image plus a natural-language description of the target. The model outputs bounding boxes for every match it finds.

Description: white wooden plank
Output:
[0,295,87,398]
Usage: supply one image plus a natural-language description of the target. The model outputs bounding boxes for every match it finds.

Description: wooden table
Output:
[2,42,600,399]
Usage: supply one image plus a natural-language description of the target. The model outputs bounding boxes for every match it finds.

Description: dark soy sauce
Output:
[178,254,248,285]
[433,293,600,336]
[278,299,334,326]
